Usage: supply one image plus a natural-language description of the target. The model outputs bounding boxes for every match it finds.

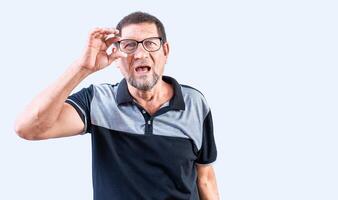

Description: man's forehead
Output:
[120,23,159,40]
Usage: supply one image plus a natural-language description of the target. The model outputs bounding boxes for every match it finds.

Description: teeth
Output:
[136,66,150,72]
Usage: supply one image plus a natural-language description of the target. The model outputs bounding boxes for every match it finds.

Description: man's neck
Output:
[127,79,173,114]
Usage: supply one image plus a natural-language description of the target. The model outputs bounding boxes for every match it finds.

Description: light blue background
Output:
[1,0,337,199]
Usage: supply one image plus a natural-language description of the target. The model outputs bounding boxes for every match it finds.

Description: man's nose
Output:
[133,43,149,59]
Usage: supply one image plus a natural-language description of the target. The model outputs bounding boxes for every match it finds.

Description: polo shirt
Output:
[65,76,217,200]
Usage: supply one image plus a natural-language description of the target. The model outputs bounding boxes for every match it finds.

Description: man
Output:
[15,11,219,200]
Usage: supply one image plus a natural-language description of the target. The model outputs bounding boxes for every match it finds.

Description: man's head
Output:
[115,12,169,91]
[116,11,167,43]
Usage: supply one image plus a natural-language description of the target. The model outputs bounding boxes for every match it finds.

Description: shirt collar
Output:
[116,75,185,110]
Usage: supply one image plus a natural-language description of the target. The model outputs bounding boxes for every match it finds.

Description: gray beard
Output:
[127,72,160,91]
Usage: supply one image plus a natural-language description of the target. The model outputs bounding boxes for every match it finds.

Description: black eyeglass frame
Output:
[115,37,163,54]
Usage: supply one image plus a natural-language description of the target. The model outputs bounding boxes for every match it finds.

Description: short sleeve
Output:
[65,85,94,134]
[196,110,217,164]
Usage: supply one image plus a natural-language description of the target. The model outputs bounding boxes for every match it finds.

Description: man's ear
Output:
[163,42,170,56]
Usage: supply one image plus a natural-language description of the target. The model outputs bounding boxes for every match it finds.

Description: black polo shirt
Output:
[66,76,217,200]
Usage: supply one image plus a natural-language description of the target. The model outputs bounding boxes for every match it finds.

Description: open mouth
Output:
[135,66,151,73]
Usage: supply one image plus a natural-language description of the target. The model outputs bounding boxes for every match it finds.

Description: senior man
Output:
[15,11,219,200]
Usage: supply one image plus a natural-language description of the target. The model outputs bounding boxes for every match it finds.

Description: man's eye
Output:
[144,41,156,47]
[122,42,137,49]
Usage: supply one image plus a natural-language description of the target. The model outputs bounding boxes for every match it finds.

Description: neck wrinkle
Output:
[128,80,164,104]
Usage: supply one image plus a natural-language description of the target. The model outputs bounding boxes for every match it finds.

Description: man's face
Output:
[117,23,169,91]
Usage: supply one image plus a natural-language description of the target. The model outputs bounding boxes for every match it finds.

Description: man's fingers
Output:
[105,37,120,48]
[108,48,127,64]
[89,27,119,40]
[90,27,119,35]
[87,27,120,51]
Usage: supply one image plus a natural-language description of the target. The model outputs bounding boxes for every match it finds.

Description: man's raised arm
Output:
[14,28,125,140]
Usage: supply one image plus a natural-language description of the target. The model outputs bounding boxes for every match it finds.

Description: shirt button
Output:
[148,120,151,125]
[142,110,146,114]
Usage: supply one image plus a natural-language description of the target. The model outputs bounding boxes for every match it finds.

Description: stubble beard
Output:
[127,72,160,91]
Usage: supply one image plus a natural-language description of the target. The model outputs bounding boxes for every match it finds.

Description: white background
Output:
[1,0,337,199]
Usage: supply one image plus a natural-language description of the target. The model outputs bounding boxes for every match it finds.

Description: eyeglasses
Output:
[116,37,163,54]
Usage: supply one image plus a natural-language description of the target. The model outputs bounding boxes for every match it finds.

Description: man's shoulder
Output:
[74,83,120,102]
[91,82,119,93]
[76,82,118,92]
[180,84,210,110]
[180,84,205,98]
[93,82,119,88]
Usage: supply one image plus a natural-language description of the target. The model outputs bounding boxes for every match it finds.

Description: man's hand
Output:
[78,27,127,73]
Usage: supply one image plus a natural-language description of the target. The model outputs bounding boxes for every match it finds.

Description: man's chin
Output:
[128,79,151,91]
[127,73,160,91]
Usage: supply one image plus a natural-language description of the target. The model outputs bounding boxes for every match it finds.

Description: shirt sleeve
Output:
[196,110,217,164]
[65,85,94,134]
